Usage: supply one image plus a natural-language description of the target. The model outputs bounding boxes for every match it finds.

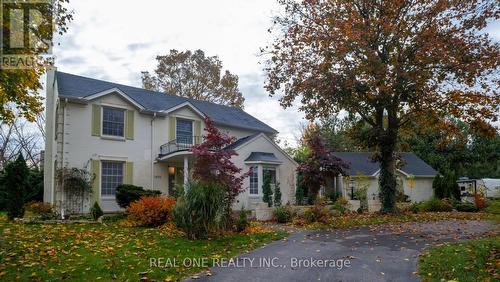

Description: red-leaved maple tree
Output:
[190,116,248,218]
[298,124,349,200]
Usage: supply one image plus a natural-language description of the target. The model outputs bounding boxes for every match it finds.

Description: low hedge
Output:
[115,184,161,208]
[273,205,293,223]
[454,201,478,212]
[410,198,453,213]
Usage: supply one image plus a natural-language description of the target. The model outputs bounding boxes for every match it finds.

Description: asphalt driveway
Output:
[186,220,497,282]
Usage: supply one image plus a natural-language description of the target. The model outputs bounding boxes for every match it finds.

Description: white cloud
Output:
[51,1,500,146]
[52,0,303,146]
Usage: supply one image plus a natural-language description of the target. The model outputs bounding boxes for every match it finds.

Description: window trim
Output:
[100,160,124,198]
[263,166,277,190]
[176,118,194,145]
[248,165,280,197]
[101,106,126,138]
[249,165,259,195]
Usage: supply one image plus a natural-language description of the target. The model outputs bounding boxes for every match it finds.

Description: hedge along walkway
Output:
[292,211,490,230]
[0,218,287,281]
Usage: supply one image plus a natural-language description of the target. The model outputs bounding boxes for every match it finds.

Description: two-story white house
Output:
[43,68,297,214]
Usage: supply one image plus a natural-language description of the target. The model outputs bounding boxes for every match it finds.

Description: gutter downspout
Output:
[151,113,157,190]
[61,98,68,219]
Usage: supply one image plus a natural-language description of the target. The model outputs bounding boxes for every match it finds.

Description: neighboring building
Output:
[481,179,500,198]
[457,177,477,198]
[327,152,437,210]
[457,177,500,199]
[43,69,297,214]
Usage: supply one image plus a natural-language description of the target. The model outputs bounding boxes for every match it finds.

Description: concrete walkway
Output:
[186,220,497,282]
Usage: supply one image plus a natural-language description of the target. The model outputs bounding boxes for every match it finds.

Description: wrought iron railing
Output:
[159,136,202,156]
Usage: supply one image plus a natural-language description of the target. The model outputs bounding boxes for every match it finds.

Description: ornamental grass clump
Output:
[173,181,225,239]
[190,117,249,228]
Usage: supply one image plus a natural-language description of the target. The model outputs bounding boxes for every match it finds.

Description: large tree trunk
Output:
[378,137,397,213]
[377,108,398,213]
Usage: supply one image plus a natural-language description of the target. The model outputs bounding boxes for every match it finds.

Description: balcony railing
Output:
[159,136,202,156]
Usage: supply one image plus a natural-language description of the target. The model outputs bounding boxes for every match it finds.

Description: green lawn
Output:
[418,236,499,282]
[484,199,500,222]
[0,218,286,281]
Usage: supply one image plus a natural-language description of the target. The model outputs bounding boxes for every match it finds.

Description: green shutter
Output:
[91,160,100,204]
[124,162,133,185]
[91,105,101,136]
[194,120,202,144]
[125,110,134,140]
[169,117,176,142]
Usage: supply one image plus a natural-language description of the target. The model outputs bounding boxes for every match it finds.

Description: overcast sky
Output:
[51,0,500,147]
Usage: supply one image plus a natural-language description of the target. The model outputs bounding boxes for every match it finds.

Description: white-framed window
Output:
[101,161,124,196]
[264,167,277,189]
[249,165,259,195]
[102,106,125,137]
[176,118,193,144]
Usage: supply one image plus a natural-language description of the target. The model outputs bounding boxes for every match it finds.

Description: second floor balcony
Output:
[159,136,202,156]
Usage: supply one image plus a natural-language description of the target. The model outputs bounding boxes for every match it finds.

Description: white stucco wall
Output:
[43,69,58,204]
[169,107,203,122]
[345,171,434,204]
[363,177,381,201]
[45,86,291,213]
[407,178,434,202]
[48,95,204,212]
[231,134,298,211]
[63,94,157,211]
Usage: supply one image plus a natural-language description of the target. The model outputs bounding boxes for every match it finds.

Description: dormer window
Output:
[102,107,125,137]
[176,118,193,144]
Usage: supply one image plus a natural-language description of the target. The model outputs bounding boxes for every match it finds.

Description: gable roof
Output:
[225,134,259,150]
[225,133,298,166]
[244,152,282,163]
[332,152,437,177]
[55,71,277,134]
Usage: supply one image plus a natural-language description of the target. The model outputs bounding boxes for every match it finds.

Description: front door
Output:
[167,167,185,196]
[168,172,175,197]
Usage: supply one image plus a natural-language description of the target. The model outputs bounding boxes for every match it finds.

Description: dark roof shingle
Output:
[225,134,259,150]
[244,152,281,163]
[332,152,437,176]
[56,71,277,134]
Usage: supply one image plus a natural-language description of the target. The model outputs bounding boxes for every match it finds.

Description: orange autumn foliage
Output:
[242,222,273,234]
[263,0,500,213]
[126,196,176,227]
[474,193,487,210]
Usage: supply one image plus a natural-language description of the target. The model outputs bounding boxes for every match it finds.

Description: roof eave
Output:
[59,96,87,104]
[59,94,168,117]
[161,101,206,118]
[83,87,145,110]
[214,120,278,135]
[244,160,283,164]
